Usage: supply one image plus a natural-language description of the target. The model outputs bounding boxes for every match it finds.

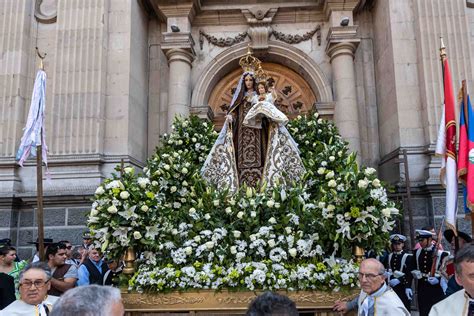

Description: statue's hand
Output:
[226,114,233,123]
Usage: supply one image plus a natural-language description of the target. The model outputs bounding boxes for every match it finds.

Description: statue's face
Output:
[244,75,254,90]
[258,83,266,95]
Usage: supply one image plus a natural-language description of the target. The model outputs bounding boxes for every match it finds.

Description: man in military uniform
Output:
[383,234,413,310]
[410,229,449,316]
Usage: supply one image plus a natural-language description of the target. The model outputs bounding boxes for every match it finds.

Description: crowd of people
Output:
[0,231,123,314]
[0,227,473,315]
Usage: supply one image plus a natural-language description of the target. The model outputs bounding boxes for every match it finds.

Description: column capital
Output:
[161,32,196,65]
[325,26,360,61]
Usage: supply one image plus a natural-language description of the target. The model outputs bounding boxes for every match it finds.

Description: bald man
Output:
[334,259,409,316]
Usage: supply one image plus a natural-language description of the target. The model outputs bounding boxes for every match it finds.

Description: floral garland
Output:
[88,113,399,292]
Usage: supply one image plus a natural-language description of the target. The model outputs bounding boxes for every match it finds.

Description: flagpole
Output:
[35,47,46,261]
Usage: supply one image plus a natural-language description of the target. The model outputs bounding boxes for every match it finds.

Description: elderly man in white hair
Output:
[334,258,410,316]
[50,284,124,316]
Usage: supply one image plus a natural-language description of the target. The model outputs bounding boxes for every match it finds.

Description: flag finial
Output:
[35,47,46,70]
[440,37,447,61]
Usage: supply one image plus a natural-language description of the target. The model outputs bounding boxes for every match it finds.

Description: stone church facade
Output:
[1,0,474,258]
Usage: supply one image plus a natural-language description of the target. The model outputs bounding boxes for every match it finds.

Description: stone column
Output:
[326,27,361,156]
[164,48,194,128]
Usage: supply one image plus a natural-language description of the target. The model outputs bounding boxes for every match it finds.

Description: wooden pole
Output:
[36,143,45,261]
[402,149,416,250]
[35,47,46,261]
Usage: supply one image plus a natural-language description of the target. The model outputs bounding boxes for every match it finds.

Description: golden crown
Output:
[254,64,268,84]
[239,45,262,73]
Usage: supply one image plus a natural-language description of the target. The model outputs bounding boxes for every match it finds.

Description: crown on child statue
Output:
[239,45,262,73]
[254,64,268,84]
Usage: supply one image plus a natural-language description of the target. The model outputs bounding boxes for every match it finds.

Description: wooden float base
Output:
[123,289,358,315]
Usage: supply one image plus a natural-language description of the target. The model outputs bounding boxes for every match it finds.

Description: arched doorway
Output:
[208,62,317,129]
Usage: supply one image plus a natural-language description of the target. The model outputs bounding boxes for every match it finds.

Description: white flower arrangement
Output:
[89,114,399,293]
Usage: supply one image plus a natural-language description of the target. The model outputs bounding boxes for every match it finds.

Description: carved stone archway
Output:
[208,63,317,128]
[191,41,334,125]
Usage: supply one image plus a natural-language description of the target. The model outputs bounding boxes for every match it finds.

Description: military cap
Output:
[390,234,407,243]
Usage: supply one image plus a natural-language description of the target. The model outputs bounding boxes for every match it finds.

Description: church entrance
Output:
[208,62,317,129]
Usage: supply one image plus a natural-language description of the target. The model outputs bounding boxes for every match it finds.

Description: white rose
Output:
[250,211,257,218]
[237,211,244,219]
[372,179,381,188]
[358,180,369,189]
[177,140,183,145]
[181,167,188,174]
[268,217,277,224]
[205,241,214,249]
[230,246,237,254]
[250,234,257,241]
[133,231,142,239]
[267,200,275,208]
[274,202,280,209]
[164,164,170,170]
[141,205,149,212]
[213,200,220,206]
[95,186,105,195]
[268,239,276,248]
[120,191,130,199]
[189,208,196,215]
[171,229,178,235]
[285,227,292,234]
[194,236,201,243]
[124,167,134,174]
[325,171,334,179]
[289,248,297,257]
[321,161,327,167]
[365,167,376,176]
[204,213,211,220]
[318,202,326,208]
[233,230,241,238]
[390,208,400,215]
[225,207,232,214]
[381,208,391,217]
[328,180,337,187]
[182,181,188,186]
[90,209,99,216]
[170,186,177,193]
[329,156,335,162]
[317,167,325,175]
[185,246,192,255]
[314,112,319,118]
[327,204,336,211]
[107,205,118,214]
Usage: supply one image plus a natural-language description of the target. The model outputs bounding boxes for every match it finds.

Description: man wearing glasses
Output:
[333,258,409,315]
[0,262,59,315]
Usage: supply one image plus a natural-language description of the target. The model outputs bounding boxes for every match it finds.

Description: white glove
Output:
[427,277,439,285]
[384,271,393,278]
[405,288,413,300]
[440,277,448,293]
[389,278,401,287]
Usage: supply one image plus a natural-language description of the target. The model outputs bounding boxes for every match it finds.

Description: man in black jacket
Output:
[0,273,15,309]
[77,248,108,286]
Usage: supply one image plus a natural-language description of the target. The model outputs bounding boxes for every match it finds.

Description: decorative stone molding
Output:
[199,30,248,50]
[271,25,322,46]
[241,7,278,50]
[35,0,57,24]
[326,42,359,62]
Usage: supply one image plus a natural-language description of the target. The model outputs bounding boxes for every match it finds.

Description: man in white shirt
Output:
[0,262,59,315]
[357,258,410,316]
[430,244,474,315]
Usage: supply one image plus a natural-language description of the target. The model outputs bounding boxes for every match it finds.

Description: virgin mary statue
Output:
[201,48,305,193]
